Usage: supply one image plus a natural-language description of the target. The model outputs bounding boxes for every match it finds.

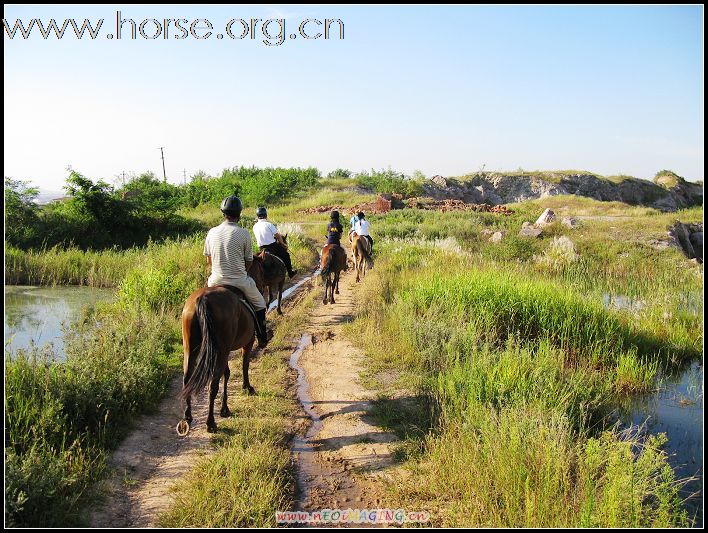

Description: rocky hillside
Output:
[422,170,703,211]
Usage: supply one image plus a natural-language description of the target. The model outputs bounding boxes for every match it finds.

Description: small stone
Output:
[519,226,542,238]
[561,217,580,229]
[535,208,556,225]
[489,231,504,243]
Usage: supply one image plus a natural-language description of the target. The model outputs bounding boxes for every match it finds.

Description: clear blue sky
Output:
[3,5,704,192]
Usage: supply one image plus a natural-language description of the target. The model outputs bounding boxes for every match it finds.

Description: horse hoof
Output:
[277,309,283,315]
[207,422,218,433]
[243,386,256,396]
[220,408,232,418]
[322,300,328,305]
[176,419,190,437]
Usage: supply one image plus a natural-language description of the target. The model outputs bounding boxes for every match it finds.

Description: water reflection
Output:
[4,285,114,361]
[614,361,704,526]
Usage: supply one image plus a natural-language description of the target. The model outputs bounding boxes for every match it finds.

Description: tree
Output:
[5,178,40,247]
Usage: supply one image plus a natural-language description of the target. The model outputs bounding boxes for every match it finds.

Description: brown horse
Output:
[176,257,265,436]
[256,234,288,315]
[320,244,347,304]
[351,233,373,282]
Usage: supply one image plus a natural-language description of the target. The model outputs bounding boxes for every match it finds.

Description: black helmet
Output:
[330,210,340,220]
[220,196,243,218]
[256,206,267,219]
[357,211,365,219]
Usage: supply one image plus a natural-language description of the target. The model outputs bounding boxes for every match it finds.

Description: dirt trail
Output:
[292,267,397,512]
[89,265,396,527]
[89,376,219,527]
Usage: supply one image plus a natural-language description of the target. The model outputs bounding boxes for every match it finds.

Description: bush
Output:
[356,169,423,198]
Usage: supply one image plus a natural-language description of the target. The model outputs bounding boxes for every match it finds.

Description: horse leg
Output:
[242,340,256,395]
[206,373,220,432]
[355,255,361,282]
[267,285,273,309]
[330,273,337,304]
[220,363,232,418]
[277,280,284,315]
[323,275,329,304]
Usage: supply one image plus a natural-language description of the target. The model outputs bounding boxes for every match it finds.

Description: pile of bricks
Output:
[297,195,398,215]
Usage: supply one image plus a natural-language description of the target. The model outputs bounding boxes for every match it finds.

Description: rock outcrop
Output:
[668,222,703,263]
[421,170,703,212]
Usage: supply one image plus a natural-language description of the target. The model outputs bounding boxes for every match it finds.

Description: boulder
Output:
[668,221,696,259]
[489,231,504,243]
[561,217,581,229]
[535,208,556,225]
[519,225,542,238]
[689,231,703,262]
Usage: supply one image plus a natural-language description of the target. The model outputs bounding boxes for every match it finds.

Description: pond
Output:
[616,361,704,526]
[4,285,114,361]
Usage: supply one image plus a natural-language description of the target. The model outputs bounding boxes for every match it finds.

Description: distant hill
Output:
[423,170,703,211]
[34,190,67,205]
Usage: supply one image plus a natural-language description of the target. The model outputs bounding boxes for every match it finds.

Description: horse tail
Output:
[359,239,374,270]
[180,294,219,400]
[321,247,333,279]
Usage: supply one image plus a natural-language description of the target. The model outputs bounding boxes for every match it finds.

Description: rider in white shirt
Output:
[253,207,297,278]
[354,211,373,252]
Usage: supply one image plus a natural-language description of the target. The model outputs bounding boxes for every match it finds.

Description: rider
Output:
[348,211,359,240]
[354,211,373,252]
[253,206,297,278]
[203,196,270,347]
[326,210,344,246]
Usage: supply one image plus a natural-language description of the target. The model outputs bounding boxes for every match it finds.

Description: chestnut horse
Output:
[256,234,288,315]
[176,257,265,436]
[320,244,347,304]
[350,233,373,282]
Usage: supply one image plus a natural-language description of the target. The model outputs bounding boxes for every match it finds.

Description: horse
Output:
[256,234,288,315]
[176,256,265,436]
[320,243,347,304]
[351,233,374,282]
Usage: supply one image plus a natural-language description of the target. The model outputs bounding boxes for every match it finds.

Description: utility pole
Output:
[183,168,187,185]
[159,147,167,183]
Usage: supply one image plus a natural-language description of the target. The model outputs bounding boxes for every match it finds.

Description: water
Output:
[617,362,704,526]
[4,285,114,361]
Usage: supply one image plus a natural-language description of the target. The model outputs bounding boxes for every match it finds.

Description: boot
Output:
[289,269,298,278]
[255,309,271,348]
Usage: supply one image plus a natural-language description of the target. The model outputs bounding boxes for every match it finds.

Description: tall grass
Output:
[5,307,183,526]
[348,239,699,527]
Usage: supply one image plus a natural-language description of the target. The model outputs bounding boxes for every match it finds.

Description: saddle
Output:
[220,285,264,336]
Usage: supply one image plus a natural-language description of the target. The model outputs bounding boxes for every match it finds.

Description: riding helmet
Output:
[330,210,340,220]
[357,211,365,219]
[220,196,243,218]
[256,206,268,219]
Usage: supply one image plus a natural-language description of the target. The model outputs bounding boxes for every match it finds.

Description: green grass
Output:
[5,307,183,526]
[347,229,700,527]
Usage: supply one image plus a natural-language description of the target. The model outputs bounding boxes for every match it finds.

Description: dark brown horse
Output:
[256,234,288,315]
[176,257,265,436]
[320,244,347,304]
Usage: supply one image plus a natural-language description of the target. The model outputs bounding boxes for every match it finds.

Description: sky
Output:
[3,5,704,193]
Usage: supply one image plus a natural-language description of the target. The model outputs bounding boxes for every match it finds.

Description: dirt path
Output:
[88,273,317,528]
[89,265,396,527]
[89,375,219,527]
[291,267,397,512]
